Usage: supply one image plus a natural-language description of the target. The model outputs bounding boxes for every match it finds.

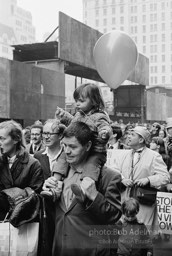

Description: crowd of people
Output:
[0,82,172,256]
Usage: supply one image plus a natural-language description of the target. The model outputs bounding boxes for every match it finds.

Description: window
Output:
[112,17,115,24]
[143,36,146,43]
[120,17,124,24]
[142,15,146,22]
[103,18,107,26]
[120,6,124,13]
[104,28,107,33]
[96,19,99,27]
[161,34,165,42]
[96,9,99,17]
[155,77,157,84]
[143,46,146,53]
[162,76,165,83]
[162,23,165,31]
[150,3,153,11]
[162,34,165,42]
[112,7,115,14]
[162,55,165,62]
[11,5,14,15]
[161,2,165,10]
[162,65,165,73]
[21,35,27,42]
[150,24,153,32]
[150,14,153,22]
[103,0,107,5]
[95,0,98,6]
[162,44,165,52]
[162,12,165,21]
[103,8,107,15]
[16,20,22,26]
[142,25,146,33]
[142,4,146,12]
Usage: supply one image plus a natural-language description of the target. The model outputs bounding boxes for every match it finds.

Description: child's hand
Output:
[55,106,65,119]
[147,252,152,256]
[99,129,109,139]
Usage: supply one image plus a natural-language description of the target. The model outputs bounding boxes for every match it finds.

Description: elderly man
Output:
[114,126,170,234]
[43,121,122,256]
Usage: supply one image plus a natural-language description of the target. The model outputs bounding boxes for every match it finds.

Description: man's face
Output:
[31,128,42,145]
[62,136,90,165]
[127,131,142,148]
[0,128,17,155]
[167,128,172,137]
[42,123,60,148]
[151,124,157,133]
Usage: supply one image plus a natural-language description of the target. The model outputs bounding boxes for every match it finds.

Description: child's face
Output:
[75,97,93,113]
[124,212,137,222]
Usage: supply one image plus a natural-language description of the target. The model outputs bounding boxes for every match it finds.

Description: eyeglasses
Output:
[42,132,59,138]
[31,133,41,137]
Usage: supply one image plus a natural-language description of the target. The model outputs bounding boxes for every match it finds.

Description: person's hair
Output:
[122,198,139,216]
[63,121,94,146]
[31,124,43,133]
[159,129,167,138]
[23,128,31,144]
[44,119,66,136]
[153,122,161,132]
[111,124,123,141]
[73,83,105,111]
[0,120,25,150]
[151,136,166,154]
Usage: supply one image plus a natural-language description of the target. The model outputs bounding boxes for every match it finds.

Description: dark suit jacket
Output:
[52,166,122,256]
[34,150,51,180]
[26,142,45,155]
[34,149,55,256]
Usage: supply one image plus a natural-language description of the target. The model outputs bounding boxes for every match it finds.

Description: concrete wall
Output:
[0,57,65,126]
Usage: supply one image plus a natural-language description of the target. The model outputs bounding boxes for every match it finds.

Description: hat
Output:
[132,126,151,143]
[166,118,172,129]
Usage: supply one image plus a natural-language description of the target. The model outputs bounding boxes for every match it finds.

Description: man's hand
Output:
[134,177,150,186]
[55,106,65,119]
[122,178,133,187]
[99,129,109,139]
[81,177,98,201]
[42,176,58,191]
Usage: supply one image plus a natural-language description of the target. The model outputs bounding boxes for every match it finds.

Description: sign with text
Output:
[157,192,172,234]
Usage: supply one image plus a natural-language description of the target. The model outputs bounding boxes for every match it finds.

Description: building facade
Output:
[83,0,172,87]
[0,0,35,59]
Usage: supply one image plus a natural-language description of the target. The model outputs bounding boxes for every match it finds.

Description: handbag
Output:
[130,184,157,206]
[1,187,40,227]
[0,221,39,256]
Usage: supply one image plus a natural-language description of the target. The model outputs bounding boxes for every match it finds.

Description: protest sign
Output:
[157,192,172,234]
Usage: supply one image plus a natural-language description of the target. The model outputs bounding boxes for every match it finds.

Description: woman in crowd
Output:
[150,136,171,171]
[0,120,43,221]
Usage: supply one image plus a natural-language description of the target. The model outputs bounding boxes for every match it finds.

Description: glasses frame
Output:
[42,132,59,138]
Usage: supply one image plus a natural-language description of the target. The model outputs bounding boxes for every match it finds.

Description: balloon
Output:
[93,30,138,89]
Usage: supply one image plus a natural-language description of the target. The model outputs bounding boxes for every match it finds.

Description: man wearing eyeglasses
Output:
[34,119,66,256]
[26,124,45,155]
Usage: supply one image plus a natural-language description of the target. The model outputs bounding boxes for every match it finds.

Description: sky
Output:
[18,0,83,41]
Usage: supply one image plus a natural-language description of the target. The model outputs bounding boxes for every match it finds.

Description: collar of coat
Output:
[0,147,29,165]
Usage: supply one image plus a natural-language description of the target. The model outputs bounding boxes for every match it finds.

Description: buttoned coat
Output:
[52,166,122,256]
[0,149,43,220]
[114,147,170,232]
